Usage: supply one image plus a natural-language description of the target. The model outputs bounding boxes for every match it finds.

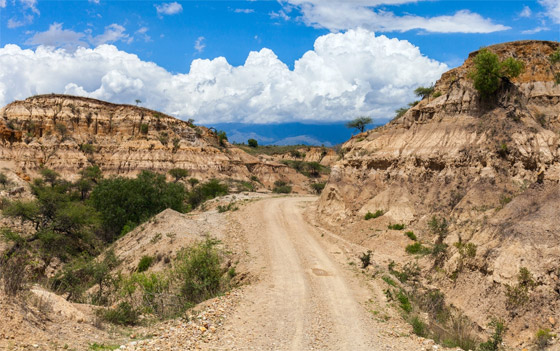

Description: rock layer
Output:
[317,40,560,343]
[0,94,309,190]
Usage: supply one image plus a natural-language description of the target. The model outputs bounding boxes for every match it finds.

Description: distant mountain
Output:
[209,122,382,147]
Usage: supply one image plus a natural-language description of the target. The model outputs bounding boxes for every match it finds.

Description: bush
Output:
[404,231,417,241]
[411,316,427,337]
[80,143,95,154]
[310,182,326,194]
[272,180,292,194]
[247,138,258,147]
[359,251,372,269]
[406,242,430,255]
[397,290,412,313]
[478,319,506,351]
[90,171,187,240]
[188,179,228,208]
[365,210,384,220]
[388,223,405,230]
[535,328,555,350]
[168,168,189,182]
[217,131,228,146]
[394,107,409,119]
[175,239,226,304]
[140,124,149,134]
[99,302,139,325]
[137,255,154,273]
[470,48,523,97]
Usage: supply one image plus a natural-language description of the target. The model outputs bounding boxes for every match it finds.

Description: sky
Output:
[0,0,559,125]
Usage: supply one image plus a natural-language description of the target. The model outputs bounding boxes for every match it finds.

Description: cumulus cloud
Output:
[284,1,509,33]
[0,29,448,124]
[194,36,206,53]
[539,0,560,23]
[155,2,183,16]
[0,0,6,8]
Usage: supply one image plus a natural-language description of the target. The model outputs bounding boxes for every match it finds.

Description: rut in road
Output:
[206,197,417,351]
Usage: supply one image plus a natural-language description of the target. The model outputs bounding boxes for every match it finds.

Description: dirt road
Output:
[207,196,420,351]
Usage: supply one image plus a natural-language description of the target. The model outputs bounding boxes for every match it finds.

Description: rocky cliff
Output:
[317,40,560,345]
[0,94,312,191]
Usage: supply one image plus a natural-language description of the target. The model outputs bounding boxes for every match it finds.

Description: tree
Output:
[346,116,372,133]
[168,168,189,182]
[470,48,524,97]
[247,138,258,148]
[414,85,434,99]
[135,99,142,106]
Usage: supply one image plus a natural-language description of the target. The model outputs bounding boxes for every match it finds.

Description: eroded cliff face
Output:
[0,94,311,190]
[317,40,560,343]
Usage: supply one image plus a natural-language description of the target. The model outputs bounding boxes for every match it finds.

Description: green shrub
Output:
[394,107,409,119]
[168,168,189,182]
[140,123,149,134]
[80,143,95,154]
[432,91,442,98]
[388,223,405,230]
[247,138,258,147]
[310,182,326,194]
[382,275,397,287]
[217,131,228,146]
[404,231,417,241]
[535,328,555,350]
[272,180,292,194]
[188,179,228,208]
[469,48,523,97]
[365,210,384,220]
[550,50,560,64]
[397,290,412,313]
[411,316,427,337]
[405,242,431,255]
[478,319,506,351]
[137,255,154,273]
[217,203,238,213]
[175,239,227,304]
[90,171,187,240]
[99,302,139,325]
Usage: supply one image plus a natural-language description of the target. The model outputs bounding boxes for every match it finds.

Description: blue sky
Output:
[0,0,558,125]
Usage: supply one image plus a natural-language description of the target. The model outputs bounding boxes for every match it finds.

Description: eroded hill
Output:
[317,40,560,347]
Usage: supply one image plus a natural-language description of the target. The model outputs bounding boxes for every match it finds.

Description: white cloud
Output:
[90,24,130,45]
[89,0,100,3]
[7,0,39,28]
[519,6,532,18]
[269,10,290,21]
[0,0,6,8]
[539,0,560,23]
[234,9,254,14]
[155,2,183,16]
[283,1,509,33]
[194,36,206,53]
[135,27,151,42]
[521,26,549,34]
[0,29,448,124]
[25,23,88,50]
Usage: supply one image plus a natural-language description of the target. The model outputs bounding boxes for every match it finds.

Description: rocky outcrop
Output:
[0,94,310,190]
[317,40,560,344]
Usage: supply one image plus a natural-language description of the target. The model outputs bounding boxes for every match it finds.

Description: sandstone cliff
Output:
[0,94,312,191]
[317,40,560,345]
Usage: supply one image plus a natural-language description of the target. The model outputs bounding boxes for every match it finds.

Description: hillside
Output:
[0,94,331,193]
[317,40,560,346]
